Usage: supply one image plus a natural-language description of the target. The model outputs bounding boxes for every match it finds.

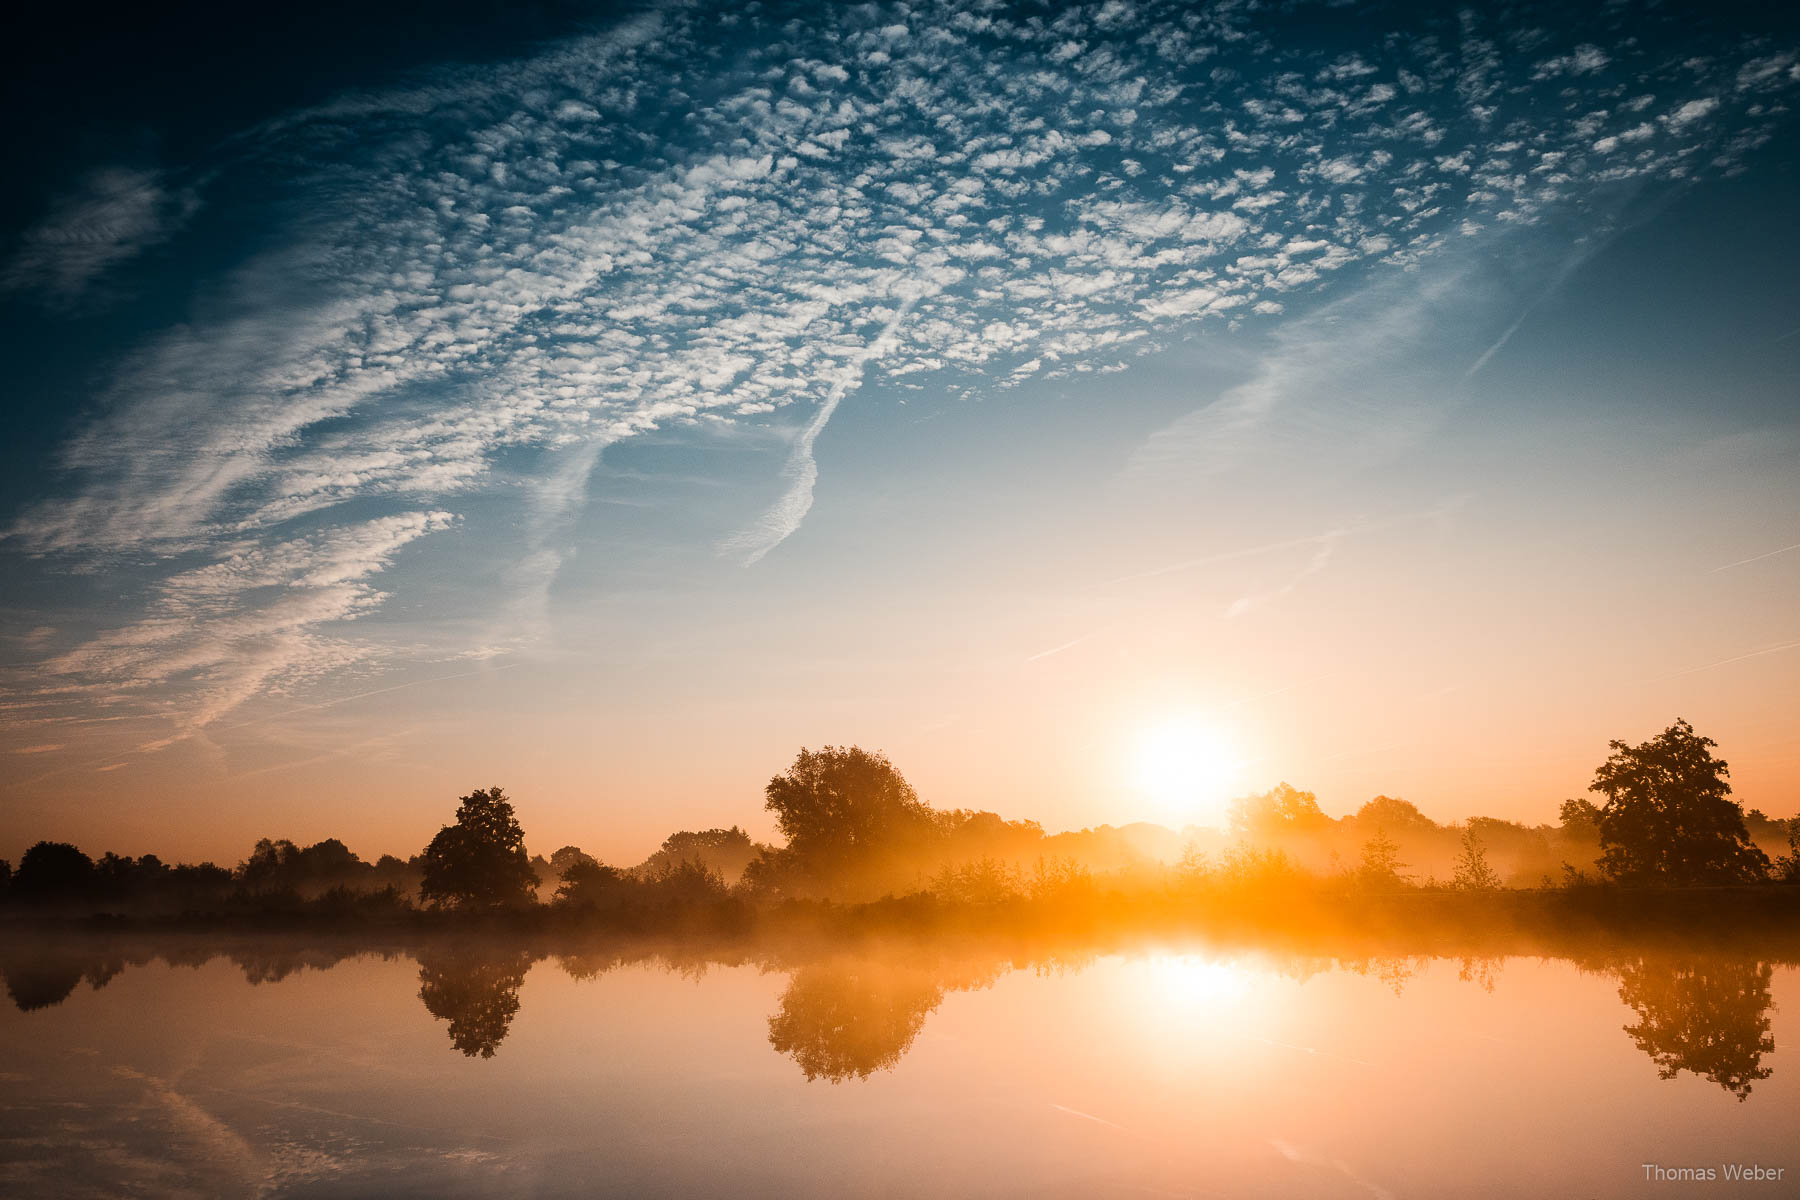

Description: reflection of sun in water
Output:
[1155,956,1252,1007]
[1130,956,1258,1043]
[1134,714,1241,826]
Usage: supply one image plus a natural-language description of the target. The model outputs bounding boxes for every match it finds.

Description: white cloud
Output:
[1663,97,1720,130]
[5,0,1794,743]
[2,168,198,305]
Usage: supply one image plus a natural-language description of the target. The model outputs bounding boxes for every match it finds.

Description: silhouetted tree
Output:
[1617,958,1775,1100]
[1229,782,1333,842]
[1451,827,1502,891]
[241,838,301,888]
[1356,830,1407,890]
[240,837,372,893]
[762,746,935,863]
[1354,795,1436,832]
[942,810,1048,862]
[1466,816,1556,878]
[1559,797,1602,834]
[0,858,11,892]
[931,857,1024,905]
[419,787,539,910]
[554,859,632,909]
[89,851,167,897]
[549,845,597,880]
[12,841,94,899]
[767,961,945,1082]
[1775,820,1800,885]
[1591,720,1770,886]
[168,862,234,899]
[416,947,535,1058]
[1742,808,1785,841]
[640,858,731,908]
[636,826,761,883]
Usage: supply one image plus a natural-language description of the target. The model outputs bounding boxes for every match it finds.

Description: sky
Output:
[2,0,1797,866]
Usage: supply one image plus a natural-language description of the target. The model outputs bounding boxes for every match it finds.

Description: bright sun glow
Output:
[1124,956,1261,1045]
[1134,714,1241,825]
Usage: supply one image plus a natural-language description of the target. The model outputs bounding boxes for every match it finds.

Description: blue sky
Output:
[3,0,1798,858]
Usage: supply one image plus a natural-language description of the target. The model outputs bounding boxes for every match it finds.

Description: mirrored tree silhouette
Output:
[416,947,536,1058]
[4,962,87,1012]
[3,951,124,1012]
[767,960,946,1082]
[1617,957,1775,1101]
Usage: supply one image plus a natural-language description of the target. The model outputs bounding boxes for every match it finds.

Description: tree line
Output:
[3,717,1797,920]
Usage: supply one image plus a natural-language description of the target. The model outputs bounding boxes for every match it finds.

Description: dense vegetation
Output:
[3,719,1797,933]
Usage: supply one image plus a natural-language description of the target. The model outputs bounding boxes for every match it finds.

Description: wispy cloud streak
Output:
[721,293,921,563]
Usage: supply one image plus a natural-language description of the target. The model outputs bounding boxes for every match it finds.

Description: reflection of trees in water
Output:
[765,953,1008,1082]
[0,939,1786,1098]
[1617,958,1775,1101]
[767,962,947,1082]
[1341,955,1417,996]
[4,961,88,1011]
[1457,956,1503,993]
[556,950,625,982]
[416,948,536,1059]
[2,954,129,1011]
[231,947,369,985]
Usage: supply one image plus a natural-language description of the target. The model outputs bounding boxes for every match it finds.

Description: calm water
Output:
[0,940,1793,1198]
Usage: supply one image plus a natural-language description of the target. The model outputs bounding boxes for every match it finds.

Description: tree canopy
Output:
[1354,795,1436,832]
[419,787,538,910]
[13,841,95,899]
[1591,719,1770,886]
[763,746,936,863]
[1228,782,1333,841]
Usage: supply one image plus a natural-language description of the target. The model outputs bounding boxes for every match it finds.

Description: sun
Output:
[1134,714,1241,825]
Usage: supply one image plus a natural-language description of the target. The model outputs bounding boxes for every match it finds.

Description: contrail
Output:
[5,660,521,786]
[1246,1034,1374,1066]
[1710,542,1800,572]
[1464,217,1634,384]
[722,294,920,565]
[1089,495,1469,593]
[1088,529,1349,590]
[212,659,522,731]
[1025,633,1098,662]
[1051,1103,1132,1132]
[1663,639,1800,678]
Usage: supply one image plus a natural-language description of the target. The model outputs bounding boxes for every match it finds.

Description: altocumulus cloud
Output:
[2,167,199,305]
[3,0,1796,751]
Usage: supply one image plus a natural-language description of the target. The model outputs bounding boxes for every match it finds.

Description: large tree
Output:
[1353,795,1437,833]
[1590,719,1769,886]
[763,746,936,863]
[1228,782,1333,842]
[12,841,95,899]
[419,787,539,910]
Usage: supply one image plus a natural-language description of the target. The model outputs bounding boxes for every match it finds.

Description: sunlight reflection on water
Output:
[0,941,1793,1198]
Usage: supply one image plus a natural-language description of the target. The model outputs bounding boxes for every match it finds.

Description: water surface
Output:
[0,940,1792,1197]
